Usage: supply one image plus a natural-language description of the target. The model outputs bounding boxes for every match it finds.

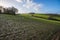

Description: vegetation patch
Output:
[0,14,60,40]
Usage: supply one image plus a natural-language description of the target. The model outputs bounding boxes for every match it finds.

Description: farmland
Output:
[31,14,60,21]
[0,14,60,40]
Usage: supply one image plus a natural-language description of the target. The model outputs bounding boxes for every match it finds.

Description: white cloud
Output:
[0,0,43,13]
[16,0,43,13]
[16,0,23,3]
[0,0,14,7]
[15,0,32,3]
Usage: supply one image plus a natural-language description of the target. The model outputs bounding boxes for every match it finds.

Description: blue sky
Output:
[34,0,60,13]
[0,0,60,14]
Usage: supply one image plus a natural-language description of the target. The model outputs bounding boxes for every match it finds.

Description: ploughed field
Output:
[0,14,60,40]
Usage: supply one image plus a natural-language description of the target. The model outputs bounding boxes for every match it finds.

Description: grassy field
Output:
[32,14,60,21]
[0,14,60,40]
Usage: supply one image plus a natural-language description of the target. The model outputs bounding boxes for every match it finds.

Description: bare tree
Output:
[11,7,18,15]
[7,7,18,15]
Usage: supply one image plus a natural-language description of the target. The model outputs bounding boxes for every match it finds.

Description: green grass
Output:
[33,14,49,19]
[21,14,60,24]
[32,14,60,21]
[0,14,60,40]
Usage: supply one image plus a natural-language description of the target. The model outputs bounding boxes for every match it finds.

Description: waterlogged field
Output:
[0,14,60,40]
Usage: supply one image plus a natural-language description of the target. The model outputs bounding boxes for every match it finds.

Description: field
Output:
[32,14,60,21]
[0,14,60,40]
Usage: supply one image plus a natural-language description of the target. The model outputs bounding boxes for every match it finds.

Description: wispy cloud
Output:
[16,0,23,3]
[15,0,43,13]
[0,0,43,13]
[0,0,59,13]
[0,0,14,7]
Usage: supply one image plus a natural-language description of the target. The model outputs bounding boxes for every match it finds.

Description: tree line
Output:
[0,6,18,15]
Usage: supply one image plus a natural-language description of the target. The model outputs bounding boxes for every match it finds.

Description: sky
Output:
[0,0,60,14]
